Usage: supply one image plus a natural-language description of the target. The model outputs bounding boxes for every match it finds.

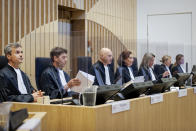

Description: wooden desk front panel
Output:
[11,88,196,131]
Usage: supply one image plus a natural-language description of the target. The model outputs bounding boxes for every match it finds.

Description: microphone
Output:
[186,62,188,73]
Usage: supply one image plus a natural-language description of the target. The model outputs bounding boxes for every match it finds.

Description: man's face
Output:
[54,53,68,69]
[103,51,113,65]
[7,47,23,65]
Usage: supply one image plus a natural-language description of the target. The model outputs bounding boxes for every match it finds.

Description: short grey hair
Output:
[4,43,22,57]
[140,53,155,69]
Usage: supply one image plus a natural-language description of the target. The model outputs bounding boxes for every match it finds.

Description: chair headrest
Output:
[0,56,8,70]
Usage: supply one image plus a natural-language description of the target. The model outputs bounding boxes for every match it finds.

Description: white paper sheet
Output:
[71,70,95,93]
[133,76,145,83]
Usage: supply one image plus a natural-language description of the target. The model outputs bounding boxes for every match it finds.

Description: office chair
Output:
[77,56,92,73]
[35,57,51,90]
[0,56,8,70]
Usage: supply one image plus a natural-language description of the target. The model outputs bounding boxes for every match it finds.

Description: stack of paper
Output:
[71,70,95,93]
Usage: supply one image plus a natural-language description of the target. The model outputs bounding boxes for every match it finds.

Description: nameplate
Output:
[178,89,187,97]
[151,94,163,104]
[194,87,196,94]
[111,100,130,114]
[37,96,50,104]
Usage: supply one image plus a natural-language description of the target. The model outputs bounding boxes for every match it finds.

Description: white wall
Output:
[137,0,196,69]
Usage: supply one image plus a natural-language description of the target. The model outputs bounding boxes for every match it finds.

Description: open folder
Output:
[71,70,95,93]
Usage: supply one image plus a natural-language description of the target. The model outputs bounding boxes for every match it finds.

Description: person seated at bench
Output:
[40,47,81,99]
[89,48,114,86]
[138,53,169,82]
[0,43,43,102]
[171,54,186,76]
[115,50,135,84]
[159,55,173,78]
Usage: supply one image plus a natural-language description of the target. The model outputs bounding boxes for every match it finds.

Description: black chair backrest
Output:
[154,64,162,76]
[77,56,92,73]
[35,57,51,90]
[131,57,139,76]
[0,56,8,70]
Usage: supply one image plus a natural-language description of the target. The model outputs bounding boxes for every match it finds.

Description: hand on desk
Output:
[162,71,170,77]
[32,90,44,102]
[65,78,81,90]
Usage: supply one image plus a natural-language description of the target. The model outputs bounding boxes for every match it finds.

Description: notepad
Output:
[71,70,95,93]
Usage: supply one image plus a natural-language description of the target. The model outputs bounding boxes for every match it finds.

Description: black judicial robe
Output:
[0,65,35,102]
[171,64,184,76]
[138,66,158,82]
[115,65,135,84]
[40,65,71,99]
[89,61,114,86]
[158,64,172,78]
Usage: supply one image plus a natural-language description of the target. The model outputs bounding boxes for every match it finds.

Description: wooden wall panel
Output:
[9,0,14,43]
[87,20,126,70]
[87,0,137,56]
[54,0,58,20]
[21,0,25,38]
[31,0,35,31]
[15,0,19,42]
[41,0,44,25]
[4,0,8,46]
[0,0,136,88]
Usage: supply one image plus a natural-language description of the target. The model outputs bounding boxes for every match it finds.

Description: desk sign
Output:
[178,89,187,97]
[151,94,163,104]
[194,87,196,94]
[111,100,130,114]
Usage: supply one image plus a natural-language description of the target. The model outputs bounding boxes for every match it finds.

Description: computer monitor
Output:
[113,81,154,100]
[147,77,177,95]
[192,72,196,85]
[192,65,196,72]
[174,73,191,87]
[96,84,122,105]
[161,77,177,91]
[51,85,122,105]
[146,83,166,95]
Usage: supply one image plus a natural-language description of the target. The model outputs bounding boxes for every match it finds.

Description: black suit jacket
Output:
[138,66,158,82]
[89,61,114,85]
[115,65,135,84]
[171,64,184,76]
[40,65,70,99]
[0,65,34,102]
[154,64,171,78]
[131,57,139,77]
[0,87,7,102]
[160,64,172,78]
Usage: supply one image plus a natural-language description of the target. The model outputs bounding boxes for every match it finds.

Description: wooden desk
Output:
[11,88,196,131]
[16,112,47,131]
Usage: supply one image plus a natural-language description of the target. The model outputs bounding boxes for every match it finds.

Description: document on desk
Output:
[133,76,144,83]
[71,70,95,93]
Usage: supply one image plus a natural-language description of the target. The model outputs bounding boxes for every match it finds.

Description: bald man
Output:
[89,48,114,86]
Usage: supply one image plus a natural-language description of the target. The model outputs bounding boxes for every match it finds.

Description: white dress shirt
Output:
[128,67,135,80]
[180,65,186,73]
[58,69,70,92]
[13,67,28,94]
[104,65,111,85]
[149,68,156,81]
[165,66,172,78]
